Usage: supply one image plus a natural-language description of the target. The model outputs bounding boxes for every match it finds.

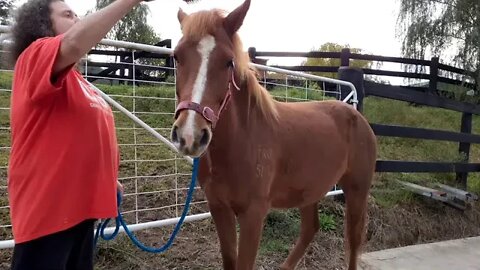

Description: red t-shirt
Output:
[8,35,118,243]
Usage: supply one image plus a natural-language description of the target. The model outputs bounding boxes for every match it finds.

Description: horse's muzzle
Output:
[171,124,211,157]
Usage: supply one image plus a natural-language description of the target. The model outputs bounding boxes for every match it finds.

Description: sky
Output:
[14,0,406,83]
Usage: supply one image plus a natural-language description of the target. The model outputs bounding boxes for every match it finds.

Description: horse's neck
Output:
[212,77,263,144]
[230,76,267,127]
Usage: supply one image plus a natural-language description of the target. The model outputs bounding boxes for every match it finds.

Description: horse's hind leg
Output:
[280,203,319,270]
[340,175,371,270]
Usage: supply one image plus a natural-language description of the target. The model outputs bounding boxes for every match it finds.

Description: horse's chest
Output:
[198,147,275,205]
[200,170,271,206]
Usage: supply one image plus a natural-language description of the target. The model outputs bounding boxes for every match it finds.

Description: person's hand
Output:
[117,180,124,196]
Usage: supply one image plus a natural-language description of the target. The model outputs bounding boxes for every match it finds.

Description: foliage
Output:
[396,0,480,88]
[95,0,159,45]
[319,212,337,232]
[0,0,15,25]
[94,1,166,80]
[302,42,373,79]
[300,42,388,87]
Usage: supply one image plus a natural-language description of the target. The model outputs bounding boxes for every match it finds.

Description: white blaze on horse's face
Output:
[171,35,220,157]
[182,35,216,147]
[172,0,251,158]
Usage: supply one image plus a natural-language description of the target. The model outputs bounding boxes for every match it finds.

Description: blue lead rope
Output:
[93,158,199,253]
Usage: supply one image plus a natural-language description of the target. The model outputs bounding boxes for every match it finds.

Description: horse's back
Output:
[275,99,377,178]
[276,99,372,136]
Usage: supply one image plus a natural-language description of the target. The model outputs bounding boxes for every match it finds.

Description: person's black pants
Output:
[11,219,95,270]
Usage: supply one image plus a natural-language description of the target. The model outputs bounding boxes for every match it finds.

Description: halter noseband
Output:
[174,62,240,129]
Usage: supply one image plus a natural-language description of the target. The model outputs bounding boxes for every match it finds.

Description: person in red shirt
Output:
[7,0,152,269]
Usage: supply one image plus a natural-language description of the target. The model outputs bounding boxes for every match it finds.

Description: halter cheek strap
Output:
[174,63,240,129]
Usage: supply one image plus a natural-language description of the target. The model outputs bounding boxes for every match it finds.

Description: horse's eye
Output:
[227,60,234,68]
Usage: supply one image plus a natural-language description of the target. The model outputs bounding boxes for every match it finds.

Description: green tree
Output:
[302,43,373,79]
[94,0,165,82]
[300,42,387,85]
[96,0,159,44]
[397,0,479,86]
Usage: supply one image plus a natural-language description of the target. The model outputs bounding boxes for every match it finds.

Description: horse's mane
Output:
[181,9,279,122]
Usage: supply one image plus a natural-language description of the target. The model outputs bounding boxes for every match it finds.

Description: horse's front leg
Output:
[236,202,269,270]
[210,204,238,270]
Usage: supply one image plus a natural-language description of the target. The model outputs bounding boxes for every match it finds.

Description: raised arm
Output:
[54,0,146,75]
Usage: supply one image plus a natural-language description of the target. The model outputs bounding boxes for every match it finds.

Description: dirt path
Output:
[92,198,480,270]
[1,198,479,270]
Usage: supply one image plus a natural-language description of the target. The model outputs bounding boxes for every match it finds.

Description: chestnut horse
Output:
[170,1,377,269]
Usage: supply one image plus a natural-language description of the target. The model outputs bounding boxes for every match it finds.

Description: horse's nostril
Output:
[171,126,179,143]
[180,137,186,147]
[199,128,210,146]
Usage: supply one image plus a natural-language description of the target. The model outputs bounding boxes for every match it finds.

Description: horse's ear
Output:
[223,0,251,36]
[178,8,188,24]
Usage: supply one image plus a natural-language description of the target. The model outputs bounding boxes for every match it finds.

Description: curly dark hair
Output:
[10,0,63,61]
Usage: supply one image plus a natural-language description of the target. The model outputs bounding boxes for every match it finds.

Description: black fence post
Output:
[127,56,134,86]
[456,113,472,189]
[248,47,257,62]
[456,70,477,189]
[340,48,351,67]
[338,67,365,113]
[429,57,439,95]
[119,55,127,85]
[163,39,174,79]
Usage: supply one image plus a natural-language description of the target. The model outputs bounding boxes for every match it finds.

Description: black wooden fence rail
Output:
[84,39,173,84]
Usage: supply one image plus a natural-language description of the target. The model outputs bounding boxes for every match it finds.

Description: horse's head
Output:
[171,0,251,157]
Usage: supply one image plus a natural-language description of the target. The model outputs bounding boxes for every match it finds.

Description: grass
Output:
[260,205,342,255]
[319,212,337,232]
[260,210,301,255]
